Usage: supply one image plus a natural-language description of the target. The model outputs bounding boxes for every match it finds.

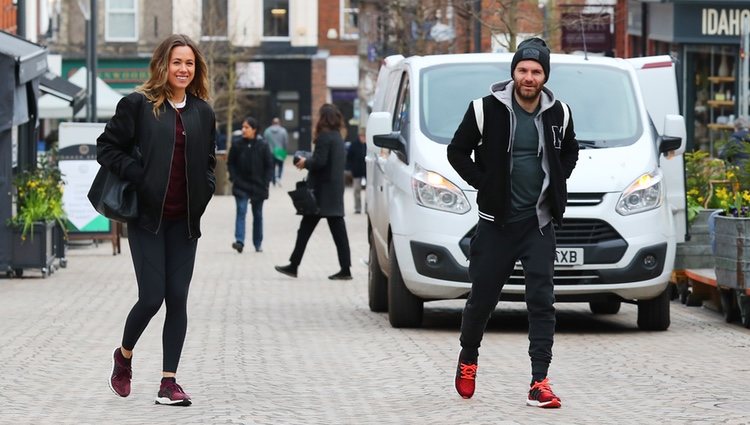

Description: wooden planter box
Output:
[11,221,56,278]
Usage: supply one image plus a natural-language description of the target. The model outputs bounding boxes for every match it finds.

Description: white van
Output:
[365,53,686,330]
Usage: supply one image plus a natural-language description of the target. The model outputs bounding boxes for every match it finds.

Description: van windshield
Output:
[419,62,643,147]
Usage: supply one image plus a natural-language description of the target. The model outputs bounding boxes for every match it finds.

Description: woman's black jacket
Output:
[96,92,217,239]
[227,136,274,201]
[305,130,346,217]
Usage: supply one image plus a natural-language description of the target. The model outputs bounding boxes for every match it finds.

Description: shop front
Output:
[634,1,750,153]
[0,31,48,273]
[61,58,150,94]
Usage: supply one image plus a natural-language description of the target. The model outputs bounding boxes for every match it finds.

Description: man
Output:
[346,129,367,214]
[263,117,289,185]
[447,38,579,408]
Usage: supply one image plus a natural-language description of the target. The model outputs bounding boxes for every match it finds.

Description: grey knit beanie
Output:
[511,37,551,82]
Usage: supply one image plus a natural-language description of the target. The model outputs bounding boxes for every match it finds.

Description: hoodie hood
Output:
[490,79,557,113]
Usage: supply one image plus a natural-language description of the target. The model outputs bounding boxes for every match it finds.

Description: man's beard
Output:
[514,83,542,101]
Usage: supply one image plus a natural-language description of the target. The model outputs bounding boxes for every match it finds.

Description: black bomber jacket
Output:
[96,92,217,239]
[447,81,579,226]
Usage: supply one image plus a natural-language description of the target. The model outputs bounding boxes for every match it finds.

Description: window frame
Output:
[339,0,359,40]
[104,0,138,42]
[200,0,229,41]
[262,0,290,41]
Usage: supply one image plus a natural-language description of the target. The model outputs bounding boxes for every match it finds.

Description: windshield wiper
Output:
[577,139,606,149]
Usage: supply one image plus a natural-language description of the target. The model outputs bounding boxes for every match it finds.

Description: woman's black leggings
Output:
[289,215,351,269]
[122,218,197,373]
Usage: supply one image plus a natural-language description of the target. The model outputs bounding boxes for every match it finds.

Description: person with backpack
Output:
[447,37,579,408]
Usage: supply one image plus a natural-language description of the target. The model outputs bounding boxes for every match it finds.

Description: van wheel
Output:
[589,300,621,315]
[637,288,671,331]
[388,240,423,328]
[368,232,388,313]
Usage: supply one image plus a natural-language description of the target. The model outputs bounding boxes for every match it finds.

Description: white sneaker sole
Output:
[155,396,192,406]
[526,398,561,408]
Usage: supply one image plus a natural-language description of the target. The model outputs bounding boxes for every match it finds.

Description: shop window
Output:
[105,0,137,42]
[202,0,228,40]
[264,0,289,39]
[340,0,359,39]
[689,45,738,155]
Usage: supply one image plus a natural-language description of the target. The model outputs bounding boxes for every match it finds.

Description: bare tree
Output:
[199,3,255,151]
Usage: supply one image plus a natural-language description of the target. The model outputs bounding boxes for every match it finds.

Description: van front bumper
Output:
[403,239,669,301]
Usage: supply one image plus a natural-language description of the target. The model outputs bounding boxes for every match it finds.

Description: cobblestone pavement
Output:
[2,164,750,425]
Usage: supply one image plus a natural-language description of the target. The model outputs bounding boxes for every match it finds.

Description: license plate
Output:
[555,248,583,265]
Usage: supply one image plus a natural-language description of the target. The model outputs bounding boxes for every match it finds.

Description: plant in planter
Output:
[9,153,66,240]
[6,153,66,277]
[711,142,750,326]
[675,151,726,273]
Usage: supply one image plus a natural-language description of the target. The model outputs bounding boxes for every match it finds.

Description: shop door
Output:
[279,101,298,153]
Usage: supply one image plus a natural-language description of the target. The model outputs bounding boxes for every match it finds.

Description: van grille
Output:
[459,218,623,257]
[509,269,601,285]
[555,219,621,244]
[566,193,605,207]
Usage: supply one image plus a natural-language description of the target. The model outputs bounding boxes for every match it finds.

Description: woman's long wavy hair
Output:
[313,103,344,140]
[136,34,210,116]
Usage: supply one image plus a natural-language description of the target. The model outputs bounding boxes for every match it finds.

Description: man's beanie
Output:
[511,37,551,82]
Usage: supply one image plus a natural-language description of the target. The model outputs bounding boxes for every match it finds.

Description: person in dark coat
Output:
[99,34,216,407]
[346,129,367,214]
[228,116,274,253]
[275,104,352,280]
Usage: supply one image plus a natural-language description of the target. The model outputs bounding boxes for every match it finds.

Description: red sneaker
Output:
[455,361,478,399]
[527,378,561,408]
[155,378,192,406]
[108,348,132,397]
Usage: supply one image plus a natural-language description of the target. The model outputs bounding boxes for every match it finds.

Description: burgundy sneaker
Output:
[455,361,478,399]
[108,348,132,397]
[155,378,192,406]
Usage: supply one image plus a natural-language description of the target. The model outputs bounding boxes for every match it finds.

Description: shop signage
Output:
[561,13,613,53]
[703,8,750,36]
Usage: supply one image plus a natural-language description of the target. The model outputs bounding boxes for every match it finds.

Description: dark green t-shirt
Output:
[509,98,544,223]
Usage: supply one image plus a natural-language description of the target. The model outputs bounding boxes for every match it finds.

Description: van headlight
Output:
[615,171,663,215]
[411,164,471,214]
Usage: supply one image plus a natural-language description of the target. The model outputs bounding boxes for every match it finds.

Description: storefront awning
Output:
[39,72,86,116]
[0,31,47,85]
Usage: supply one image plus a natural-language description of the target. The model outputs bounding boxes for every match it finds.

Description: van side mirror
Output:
[365,111,392,148]
[659,114,686,156]
[373,132,405,154]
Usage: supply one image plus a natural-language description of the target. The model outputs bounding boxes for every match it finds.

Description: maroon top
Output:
[162,108,188,219]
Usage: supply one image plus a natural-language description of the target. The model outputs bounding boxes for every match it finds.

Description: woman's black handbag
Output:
[288,179,319,215]
[87,148,141,223]
[87,168,138,223]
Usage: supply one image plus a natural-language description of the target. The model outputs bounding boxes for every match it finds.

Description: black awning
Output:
[0,30,47,84]
[40,72,86,115]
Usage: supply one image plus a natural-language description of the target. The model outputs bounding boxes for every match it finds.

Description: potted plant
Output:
[711,141,750,325]
[675,150,725,270]
[6,153,66,277]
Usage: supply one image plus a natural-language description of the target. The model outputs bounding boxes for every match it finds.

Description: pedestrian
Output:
[263,117,289,185]
[346,128,367,214]
[97,34,217,407]
[228,116,274,253]
[446,37,579,407]
[274,103,352,280]
[719,117,750,164]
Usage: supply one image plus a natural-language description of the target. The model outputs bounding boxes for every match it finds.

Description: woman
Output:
[275,104,352,280]
[228,116,274,253]
[98,34,216,407]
